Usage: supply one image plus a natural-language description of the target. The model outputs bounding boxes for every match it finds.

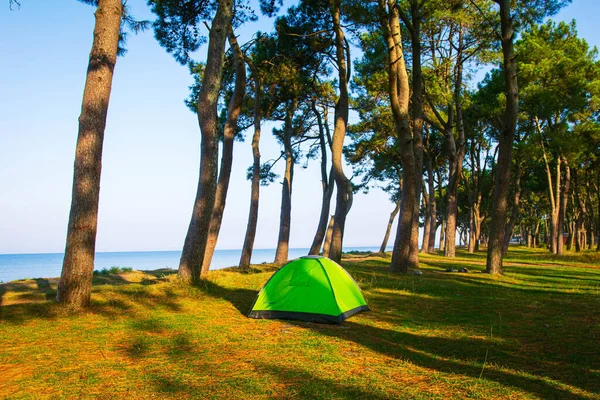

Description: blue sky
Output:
[0,0,598,254]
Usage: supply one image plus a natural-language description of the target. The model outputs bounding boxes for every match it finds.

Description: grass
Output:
[1,247,599,399]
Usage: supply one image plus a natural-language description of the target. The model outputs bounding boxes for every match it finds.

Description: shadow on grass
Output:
[0,275,183,324]
[504,247,600,266]
[196,278,258,315]
[296,321,595,400]
[256,362,397,399]
[0,279,55,305]
[201,268,599,399]
[0,279,59,323]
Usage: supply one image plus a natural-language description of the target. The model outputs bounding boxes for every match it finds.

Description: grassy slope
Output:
[1,247,599,399]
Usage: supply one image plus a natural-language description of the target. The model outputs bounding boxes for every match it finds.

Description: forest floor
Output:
[1,246,599,399]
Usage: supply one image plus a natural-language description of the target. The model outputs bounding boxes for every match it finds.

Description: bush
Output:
[93,266,133,275]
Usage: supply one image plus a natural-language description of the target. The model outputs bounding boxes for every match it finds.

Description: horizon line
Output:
[0,245,392,257]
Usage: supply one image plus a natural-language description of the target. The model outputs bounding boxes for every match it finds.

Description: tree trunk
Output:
[57,0,123,308]
[439,219,446,252]
[597,176,600,252]
[587,210,594,248]
[445,28,467,258]
[274,101,297,264]
[444,105,458,258]
[381,0,418,273]
[469,208,476,253]
[475,210,483,251]
[557,162,571,255]
[309,105,334,255]
[310,171,334,255]
[586,171,595,250]
[574,220,580,252]
[437,169,445,252]
[569,224,575,252]
[421,177,430,253]
[503,163,522,255]
[540,124,561,254]
[328,0,351,264]
[407,0,424,268]
[544,218,549,248]
[178,0,233,284]
[427,156,437,253]
[239,63,262,271]
[381,196,402,253]
[322,215,335,257]
[202,28,246,272]
[574,169,585,253]
[486,0,518,275]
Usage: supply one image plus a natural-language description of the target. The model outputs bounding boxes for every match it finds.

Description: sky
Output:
[1,0,599,254]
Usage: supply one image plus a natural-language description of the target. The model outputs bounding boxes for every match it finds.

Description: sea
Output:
[0,246,387,283]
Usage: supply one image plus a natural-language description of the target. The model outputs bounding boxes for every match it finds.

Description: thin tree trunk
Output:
[469,208,476,252]
[596,177,600,252]
[202,27,246,272]
[57,0,123,308]
[239,62,262,271]
[540,122,561,254]
[381,196,402,253]
[486,0,518,274]
[444,105,458,257]
[427,154,437,253]
[574,220,580,252]
[586,170,595,249]
[445,27,467,258]
[309,105,334,255]
[574,169,585,253]
[274,101,297,264]
[544,218,549,248]
[470,144,487,253]
[328,0,351,264]
[421,178,431,253]
[557,161,571,255]
[475,211,483,251]
[322,215,335,257]
[178,0,233,283]
[310,171,334,255]
[437,169,445,252]
[566,220,574,251]
[439,220,446,252]
[503,163,522,255]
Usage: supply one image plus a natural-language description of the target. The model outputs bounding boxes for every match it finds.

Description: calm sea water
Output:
[0,246,387,283]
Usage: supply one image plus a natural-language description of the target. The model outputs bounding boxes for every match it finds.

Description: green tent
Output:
[248,255,369,324]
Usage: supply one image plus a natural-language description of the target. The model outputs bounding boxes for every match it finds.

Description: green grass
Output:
[1,247,599,399]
